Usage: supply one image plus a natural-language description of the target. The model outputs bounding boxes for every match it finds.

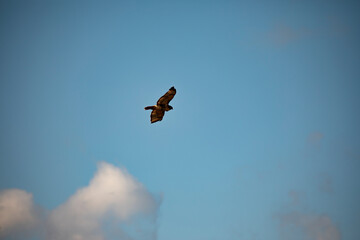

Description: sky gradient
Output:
[1,1,360,240]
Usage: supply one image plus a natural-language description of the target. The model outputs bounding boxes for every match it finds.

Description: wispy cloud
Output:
[266,24,311,46]
[308,132,324,145]
[318,173,333,194]
[308,132,324,150]
[275,190,340,240]
[288,190,305,207]
[259,16,352,48]
[278,211,341,240]
[0,162,161,240]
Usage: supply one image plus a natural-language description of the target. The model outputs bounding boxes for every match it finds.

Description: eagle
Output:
[144,86,176,123]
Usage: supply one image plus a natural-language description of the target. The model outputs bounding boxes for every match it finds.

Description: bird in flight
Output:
[144,86,176,123]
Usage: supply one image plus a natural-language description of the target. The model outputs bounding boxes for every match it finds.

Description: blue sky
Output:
[1,0,360,239]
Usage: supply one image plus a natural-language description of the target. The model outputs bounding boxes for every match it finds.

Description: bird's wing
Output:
[157,86,176,105]
[150,109,165,123]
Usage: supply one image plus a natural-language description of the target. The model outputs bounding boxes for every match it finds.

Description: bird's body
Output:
[144,86,176,123]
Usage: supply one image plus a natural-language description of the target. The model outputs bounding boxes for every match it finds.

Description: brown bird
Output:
[144,86,176,123]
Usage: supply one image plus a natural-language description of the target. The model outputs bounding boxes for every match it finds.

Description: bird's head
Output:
[168,105,173,110]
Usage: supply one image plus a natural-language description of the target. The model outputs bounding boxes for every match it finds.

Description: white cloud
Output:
[0,162,160,240]
[0,189,41,239]
[47,162,160,240]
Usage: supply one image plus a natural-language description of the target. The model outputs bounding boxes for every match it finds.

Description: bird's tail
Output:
[144,106,155,110]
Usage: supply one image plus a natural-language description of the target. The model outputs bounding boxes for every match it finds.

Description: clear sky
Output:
[1,0,360,240]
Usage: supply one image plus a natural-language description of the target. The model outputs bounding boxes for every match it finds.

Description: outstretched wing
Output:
[157,86,176,105]
[150,109,165,123]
